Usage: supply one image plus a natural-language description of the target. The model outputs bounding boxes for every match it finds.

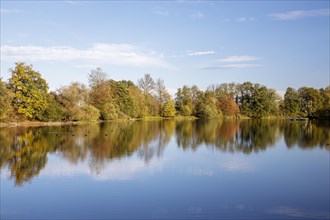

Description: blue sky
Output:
[1,1,329,95]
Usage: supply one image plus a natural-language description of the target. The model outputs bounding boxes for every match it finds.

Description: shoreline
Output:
[0,121,96,128]
[0,116,319,128]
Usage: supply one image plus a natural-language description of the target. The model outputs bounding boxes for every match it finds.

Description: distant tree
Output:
[283,87,300,117]
[250,85,280,118]
[298,87,322,117]
[154,78,176,117]
[319,86,330,117]
[0,79,14,121]
[8,62,49,120]
[195,90,221,118]
[138,74,158,116]
[138,73,155,95]
[58,82,100,121]
[175,85,194,116]
[88,67,108,88]
[161,94,176,117]
[237,82,254,116]
[235,82,280,118]
[219,98,239,117]
[39,92,66,122]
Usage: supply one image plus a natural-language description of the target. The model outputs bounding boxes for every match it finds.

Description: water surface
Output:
[1,120,329,219]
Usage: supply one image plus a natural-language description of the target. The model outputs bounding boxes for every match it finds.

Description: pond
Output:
[1,119,329,219]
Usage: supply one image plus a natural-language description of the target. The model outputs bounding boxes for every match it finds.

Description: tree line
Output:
[0,62,329,122]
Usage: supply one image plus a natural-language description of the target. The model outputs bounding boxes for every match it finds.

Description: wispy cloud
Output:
[187,51,215,56]
[0,44,169,68]
[154,9,169,16]
[237,17,255,22]
[202,63,263,70]
[200,55,262,70]
[219,55,259,63]
[191,11,204,19]
[269,8,330,20]
[0,8,22,14]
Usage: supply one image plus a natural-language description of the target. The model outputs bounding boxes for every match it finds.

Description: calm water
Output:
[1,120,329,219]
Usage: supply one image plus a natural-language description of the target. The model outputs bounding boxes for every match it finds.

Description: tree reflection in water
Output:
[0,119,329,186]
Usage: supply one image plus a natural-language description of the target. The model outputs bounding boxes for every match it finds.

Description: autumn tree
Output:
[208,83,239,117]
[88,67,108,88]
[88,68,113,119]
[58,82,100,121]
[219,98,239,117]
[138,73,155,96]
[155,79,176,117]
[138,74,158,116]
[0,79,14,121]
[8,62,49,120]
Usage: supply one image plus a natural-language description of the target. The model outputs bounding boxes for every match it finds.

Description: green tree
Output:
[39,92,66,121]
[155,78,176,117]
[0,79,14,121]
[111,80,140,118]
[8,62,49,120]
[283,87,300,117]
[175,85,194,116]
[319,86,330,118]
[236,82,280,118]
[161,95,176,117]
[237,82,254,116]
[195,90,221,118]
[298,87,322,117]
[251,85,280,118]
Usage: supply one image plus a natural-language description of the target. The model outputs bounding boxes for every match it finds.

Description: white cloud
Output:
[186,51,215,56]
[269,8,330,20]
[219,55,259,63]
[191,11,204,19]
[0,44,169,68]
